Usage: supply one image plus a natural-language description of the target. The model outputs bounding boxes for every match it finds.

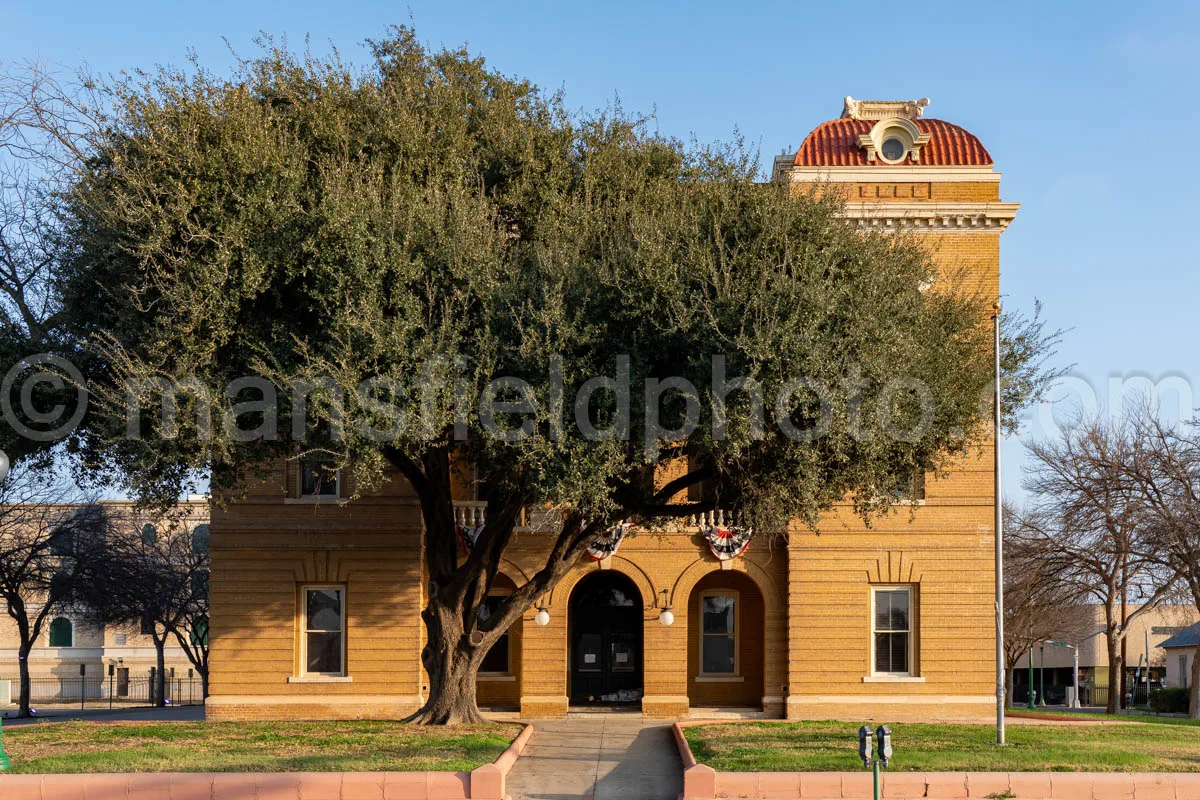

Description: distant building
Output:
[0,499,207,706]
[1160,623,1200,690]
[1015,605,1199,705]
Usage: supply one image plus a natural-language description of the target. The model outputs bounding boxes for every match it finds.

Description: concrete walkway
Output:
[506,714,683,800]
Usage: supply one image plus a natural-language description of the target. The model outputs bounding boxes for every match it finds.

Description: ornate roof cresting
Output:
[842,96,931,120]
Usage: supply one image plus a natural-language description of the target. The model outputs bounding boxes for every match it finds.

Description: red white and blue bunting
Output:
[586,523,633,561]
[456,524,485,555]
[701,525,753,561]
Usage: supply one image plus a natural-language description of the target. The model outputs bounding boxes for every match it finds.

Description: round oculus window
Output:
[880,137,905,162]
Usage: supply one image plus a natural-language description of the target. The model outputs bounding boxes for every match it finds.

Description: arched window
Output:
[49,528,74,556]
[191,524,210,554]
[190,615,209,647]
[48,617,73,648]
[140,524,158,545]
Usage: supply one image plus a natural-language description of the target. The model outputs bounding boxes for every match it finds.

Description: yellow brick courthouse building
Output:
[206,98,1017,722]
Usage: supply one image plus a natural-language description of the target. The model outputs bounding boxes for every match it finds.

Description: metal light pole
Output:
[1049,642,1080,709]
[1027,648,1036,709]
[1039,644,1045,708]
[992,306,1005,744]
[0,449,10,772]
[1146,628,1152,703]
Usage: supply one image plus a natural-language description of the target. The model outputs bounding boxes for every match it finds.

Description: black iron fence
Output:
[1012,682,1156,708]
[1,675,204,707]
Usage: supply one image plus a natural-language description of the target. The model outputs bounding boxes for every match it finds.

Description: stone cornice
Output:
[772,157,1001,183]
[842,201,1020,233]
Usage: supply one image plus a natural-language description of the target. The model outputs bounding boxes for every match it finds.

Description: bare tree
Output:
[76,507,209,704]
[1003,502,1079,703]
[0,60,99,347]
[1108,403,1200,717]
[1017,415,1179,713]
[0,462,103,716]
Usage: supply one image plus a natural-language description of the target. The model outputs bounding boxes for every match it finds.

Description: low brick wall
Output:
[0,723,534,799]
[673,723,1200,800]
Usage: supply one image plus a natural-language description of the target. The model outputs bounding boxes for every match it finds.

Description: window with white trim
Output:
[699,591,738,675]
[872,587,914,676]
[301,586,345,676]
[299,456,340,499]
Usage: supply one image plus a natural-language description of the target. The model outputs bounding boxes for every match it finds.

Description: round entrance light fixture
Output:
[657,588,674,626]
[534,604,550,627]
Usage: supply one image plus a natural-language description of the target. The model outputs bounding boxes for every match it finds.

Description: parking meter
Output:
[858,725,873,766]
[859,724,892,800]
[876,726,892,766]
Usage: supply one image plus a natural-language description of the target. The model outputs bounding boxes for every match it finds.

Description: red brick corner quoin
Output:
[673,722,1200,800]
[0,722,534,800]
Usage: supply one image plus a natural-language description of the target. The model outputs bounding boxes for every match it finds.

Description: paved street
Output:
[0,704,204,726]
[506,714,683,800]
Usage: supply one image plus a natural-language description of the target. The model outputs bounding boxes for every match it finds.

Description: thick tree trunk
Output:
[407,597,487,725]
[154,636,166,708]
[17,642,32,717]
[1106,636,1122,715]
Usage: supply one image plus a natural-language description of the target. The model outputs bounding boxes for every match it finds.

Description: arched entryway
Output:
[687,570,765,708]
[568,571,644,706]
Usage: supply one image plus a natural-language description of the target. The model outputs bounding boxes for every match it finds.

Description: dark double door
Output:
[569,572,643,705]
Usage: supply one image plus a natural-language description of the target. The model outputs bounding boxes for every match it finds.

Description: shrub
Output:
[1149,687,1190,713]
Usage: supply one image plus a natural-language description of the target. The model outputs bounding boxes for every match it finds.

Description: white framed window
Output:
[298,456,340,499]
[300,585,346,677]
[698,591,738,676]
[872,586,915,676]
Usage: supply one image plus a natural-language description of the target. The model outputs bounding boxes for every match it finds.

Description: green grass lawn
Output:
[1,720,523,774]
[684,721,1200,773]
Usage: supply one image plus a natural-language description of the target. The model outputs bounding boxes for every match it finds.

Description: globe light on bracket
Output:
[534,604,550,627]
[657,589,674,627]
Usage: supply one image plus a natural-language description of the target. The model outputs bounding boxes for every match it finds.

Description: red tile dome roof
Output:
[794,118,992,167]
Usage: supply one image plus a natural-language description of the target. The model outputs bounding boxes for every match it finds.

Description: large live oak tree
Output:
[54,28,1059,723]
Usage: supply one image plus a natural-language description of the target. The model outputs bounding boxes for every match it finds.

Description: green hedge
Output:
[1149,687,1190,713]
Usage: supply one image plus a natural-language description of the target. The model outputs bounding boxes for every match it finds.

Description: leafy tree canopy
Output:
[51,27,1062,723]
[60,27,1015,531]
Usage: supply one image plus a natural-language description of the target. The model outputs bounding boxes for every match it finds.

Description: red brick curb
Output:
[670,722,1200,800]
[0,723,535,800]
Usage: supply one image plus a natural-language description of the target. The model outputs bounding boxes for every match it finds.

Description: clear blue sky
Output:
[3,0,1197,500]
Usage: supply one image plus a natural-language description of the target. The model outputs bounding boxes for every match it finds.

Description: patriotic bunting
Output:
[700,525,753,561]
[586,522,633,561]
[456,524,485,555]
